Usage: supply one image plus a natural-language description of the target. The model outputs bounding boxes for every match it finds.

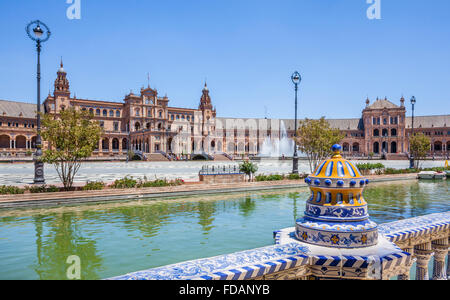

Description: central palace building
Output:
[0,63,449,160]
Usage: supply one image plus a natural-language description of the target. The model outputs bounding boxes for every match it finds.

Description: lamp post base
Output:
[33,160,45,185]
[409,158,415,169]
[293,154,299,174]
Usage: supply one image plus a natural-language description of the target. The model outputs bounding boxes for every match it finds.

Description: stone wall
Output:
[199,174,245,184]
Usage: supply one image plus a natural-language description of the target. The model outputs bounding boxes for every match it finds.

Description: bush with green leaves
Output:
[255,174,285,181]
[110,176,138,189]
[82,181,105,191]
[28,185,60,193]
[286,173,307,180]
[355,163,385,171]
[137,178,184,188]
[0,185,25,195]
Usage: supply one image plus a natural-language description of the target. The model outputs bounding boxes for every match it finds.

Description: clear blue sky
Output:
[1,0,449,119]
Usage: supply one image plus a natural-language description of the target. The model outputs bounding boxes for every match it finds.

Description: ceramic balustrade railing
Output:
[109,211,449,280]
[378,212,450,280]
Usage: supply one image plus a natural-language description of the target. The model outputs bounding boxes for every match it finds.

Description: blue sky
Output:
[0,0,449,119]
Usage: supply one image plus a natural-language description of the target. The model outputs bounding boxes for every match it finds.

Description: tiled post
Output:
[398,247,414,280]
[432,238,448,280]
[414,242,434,280]
[447,237,450,280]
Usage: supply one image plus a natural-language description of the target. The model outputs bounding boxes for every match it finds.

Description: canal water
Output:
[0,179,448,280]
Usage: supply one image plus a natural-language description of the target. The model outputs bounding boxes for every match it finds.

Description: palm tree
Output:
[239,161,258,182]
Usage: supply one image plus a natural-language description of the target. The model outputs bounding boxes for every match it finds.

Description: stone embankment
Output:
[0,173,418,209]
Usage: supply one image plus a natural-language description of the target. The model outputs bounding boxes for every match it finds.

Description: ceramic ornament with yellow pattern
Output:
[296,144,378,248]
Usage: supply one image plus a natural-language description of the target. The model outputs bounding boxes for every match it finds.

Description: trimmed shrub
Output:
[0,185,25,195]
[110,176,138,189]
[28,185,60,193]
[138,178,185,188]
[82,181,105,191]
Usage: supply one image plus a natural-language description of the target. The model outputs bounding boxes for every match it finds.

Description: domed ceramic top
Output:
[304,144,369,207]
[296,144,378,248]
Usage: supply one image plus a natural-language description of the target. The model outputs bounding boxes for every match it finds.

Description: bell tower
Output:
[199,82,213,111]
[54,60,70,98]
[198,82,216,139]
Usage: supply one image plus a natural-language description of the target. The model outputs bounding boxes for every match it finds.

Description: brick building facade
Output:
[0,63,449,160]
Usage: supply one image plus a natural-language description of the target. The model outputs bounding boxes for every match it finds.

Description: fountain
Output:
[259,121,295,158]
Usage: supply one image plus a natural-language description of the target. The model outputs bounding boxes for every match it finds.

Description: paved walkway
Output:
[0,173,419,209]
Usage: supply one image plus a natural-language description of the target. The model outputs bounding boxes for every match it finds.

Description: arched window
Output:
[382,129,388,137]
[135,122,141,131]
[373,129,379,137]
[116,110,121,118]
[109,110,114,117]
[373,142,380,154]
[391,128,397,136]
[135,108,140,117]
[391,141,397,153]
[343,143,350,152]
[96,109,100,116]
[103,109,107,117]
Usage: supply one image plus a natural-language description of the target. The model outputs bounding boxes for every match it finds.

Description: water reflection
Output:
[31,214,103,280]
[0,180,448,280]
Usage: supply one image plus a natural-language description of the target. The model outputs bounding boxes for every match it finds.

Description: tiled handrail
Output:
[108,212,449,280]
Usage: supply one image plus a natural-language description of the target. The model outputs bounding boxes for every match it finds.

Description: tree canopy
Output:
[41,108,103,190]
[295,117,345,173]
[409,132,430,169]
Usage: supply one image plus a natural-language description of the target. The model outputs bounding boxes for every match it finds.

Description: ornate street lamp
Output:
[26,20,51,184]
[291,71,301,174]
[409,96,416,169]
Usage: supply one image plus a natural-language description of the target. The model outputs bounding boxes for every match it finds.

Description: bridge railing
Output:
[199,165,243,176]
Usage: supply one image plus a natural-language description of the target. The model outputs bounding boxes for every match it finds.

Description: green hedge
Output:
[255,173,306,182]
[109,176,185,189]
[355,163,385,170]
[82,181,106,191]
[28,185,60,193]
[0,185,25,195]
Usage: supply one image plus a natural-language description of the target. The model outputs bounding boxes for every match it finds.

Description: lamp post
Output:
[409,96,416,169]
[26,20,51,184]
[291,71,301,174]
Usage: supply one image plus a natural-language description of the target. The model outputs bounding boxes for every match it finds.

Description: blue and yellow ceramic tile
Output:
[296,144,378,248]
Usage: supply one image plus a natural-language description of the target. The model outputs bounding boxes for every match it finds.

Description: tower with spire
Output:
[198,82,216,150]
[54,59,70,98]
[199,82,214,111]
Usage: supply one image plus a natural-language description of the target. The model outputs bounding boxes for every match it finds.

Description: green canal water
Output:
[0,180,448,280]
